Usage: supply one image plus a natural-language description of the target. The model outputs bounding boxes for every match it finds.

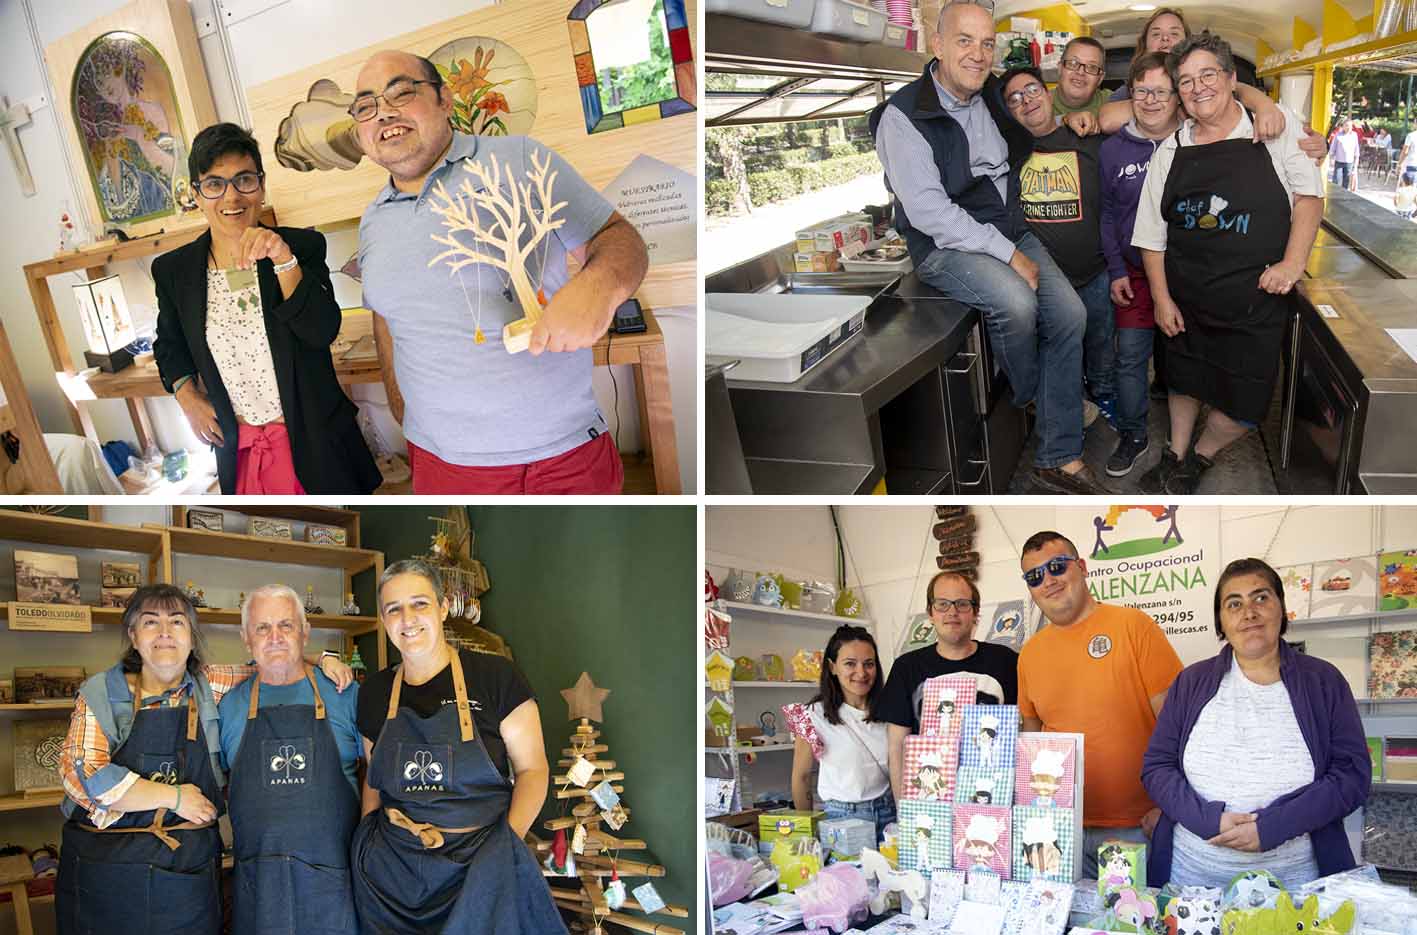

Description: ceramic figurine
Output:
[342,592,361,615]
[733,655,757,681]
[835,588,861,617]
[760,653,785,681]
[752,574,783,607]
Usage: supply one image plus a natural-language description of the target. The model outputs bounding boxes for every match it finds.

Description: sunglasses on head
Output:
[1021,555,1079,588]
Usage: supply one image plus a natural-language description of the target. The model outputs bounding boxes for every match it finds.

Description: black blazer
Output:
[152,225,381,494]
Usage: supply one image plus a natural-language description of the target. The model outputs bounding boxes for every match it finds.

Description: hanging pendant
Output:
[474,327,486,344]
[501,284,514,304]
[537,287,548,307]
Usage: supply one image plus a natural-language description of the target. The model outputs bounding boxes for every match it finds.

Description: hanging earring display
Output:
[605,865,627,909]
[571,822,587,855]
[567,756,596,787]
[427,151,567,354]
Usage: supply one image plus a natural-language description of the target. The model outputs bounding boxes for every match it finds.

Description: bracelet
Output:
[172,374,194,395]
[174,785,182,813]
[272,255,299,274]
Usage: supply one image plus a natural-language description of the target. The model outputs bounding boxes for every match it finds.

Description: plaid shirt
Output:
[61,664,254,828]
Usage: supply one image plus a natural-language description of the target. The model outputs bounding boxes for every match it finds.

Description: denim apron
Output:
[229,666,359,933]
[349,651,568,933]
[56,679,221,935]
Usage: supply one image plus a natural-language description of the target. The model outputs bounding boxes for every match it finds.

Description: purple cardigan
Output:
[1140,641,1370,884]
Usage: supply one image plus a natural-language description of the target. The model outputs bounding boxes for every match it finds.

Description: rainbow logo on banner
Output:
[1087,506,1184,560]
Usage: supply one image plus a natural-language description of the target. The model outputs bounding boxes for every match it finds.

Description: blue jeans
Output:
[916,231,1086,468]
[1332,161,1353,189]
[822,788,897,844]
[1076,271,1116,402]
[1115,326,1153,437]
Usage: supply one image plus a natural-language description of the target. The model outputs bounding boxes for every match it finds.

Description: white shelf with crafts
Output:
[705,593,874,819]
[0,508,387,816]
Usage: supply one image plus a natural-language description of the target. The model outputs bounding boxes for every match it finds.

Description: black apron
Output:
[229,666,359,934]
[1159,110,1294,424]
[349,651,568,934]
[56,679,222,935]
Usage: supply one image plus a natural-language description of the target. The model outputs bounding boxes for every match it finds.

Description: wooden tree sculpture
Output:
[427,149,567,354]
[541,672,688,935]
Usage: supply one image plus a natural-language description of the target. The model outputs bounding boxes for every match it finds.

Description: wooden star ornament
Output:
[561,671,610,723]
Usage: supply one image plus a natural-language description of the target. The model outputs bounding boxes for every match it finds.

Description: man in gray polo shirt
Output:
[354,50,648,494]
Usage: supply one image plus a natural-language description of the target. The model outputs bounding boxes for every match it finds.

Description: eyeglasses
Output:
[1005,82,1047,108]
[196,171,263,200]
[1061,58,1105,78]
[930,598,978,614]
[1176,68,1227,95]
[1021,555,1079,588]
[348,78,440,122]
[1132,86,1174,102]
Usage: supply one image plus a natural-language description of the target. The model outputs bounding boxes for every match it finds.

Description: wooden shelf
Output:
[731,681,817,689]
[0,791,63,813]
[0,512,164,555]
[155,525,380,573]
[192,607,379,633]
[0,703,75,713]
[716,600,873,628]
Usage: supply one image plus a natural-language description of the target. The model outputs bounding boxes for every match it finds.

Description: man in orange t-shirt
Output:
[1016,530,1183,877]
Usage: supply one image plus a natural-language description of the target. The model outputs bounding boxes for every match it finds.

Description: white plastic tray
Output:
[707,0,816,28]
[808,0,887,42]
[706,292,870,383]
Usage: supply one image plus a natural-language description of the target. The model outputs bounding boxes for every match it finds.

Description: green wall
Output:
[356,506,697,912]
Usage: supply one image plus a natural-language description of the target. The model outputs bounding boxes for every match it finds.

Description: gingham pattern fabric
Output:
[902,732,960,801]
[921,674,976,737]
[953,803,1012,878]
[1011,805,1076,883]
[897,798,954,872]
[59,664,254,827]
[959,704,1019,774]
[955,767,1015,808]
[1013,733,1078,808]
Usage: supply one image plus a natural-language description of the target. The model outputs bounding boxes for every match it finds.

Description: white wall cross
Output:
[0,96,35,197]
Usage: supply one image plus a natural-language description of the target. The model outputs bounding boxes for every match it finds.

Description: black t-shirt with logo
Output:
[356,648,534,778]
[1018,126,1106,287]
[875,641,1020,734]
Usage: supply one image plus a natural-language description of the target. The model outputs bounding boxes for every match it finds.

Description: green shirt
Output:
[1052,86,1109,118]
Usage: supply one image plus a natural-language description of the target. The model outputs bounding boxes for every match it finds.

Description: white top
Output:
[1170,655,1319,887]
[1131,102,1325,252]
[1396,186,1416,211]
[809,700,890,804]
[204,268,282,425]
[1402,130,1417,170]
[1330,130,1360,165]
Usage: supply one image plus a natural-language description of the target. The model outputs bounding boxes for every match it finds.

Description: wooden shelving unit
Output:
[0,791,64,813]
[0,703,76,714]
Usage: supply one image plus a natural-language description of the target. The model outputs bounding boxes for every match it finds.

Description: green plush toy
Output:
[774,574,803,610]
[1222,893,1357,935]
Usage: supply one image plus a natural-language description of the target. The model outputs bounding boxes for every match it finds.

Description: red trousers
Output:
[235,423,307,495]
[408,433,624,494]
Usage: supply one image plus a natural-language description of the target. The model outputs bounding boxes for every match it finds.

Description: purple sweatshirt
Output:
[1099,120,1167,282]
[1141,640,1369,885]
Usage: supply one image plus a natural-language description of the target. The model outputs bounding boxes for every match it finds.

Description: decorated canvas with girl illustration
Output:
[1097,839,1146,898]
[1011,807,1075,882]
[897,799,953,872]
[903,733,959,801]
[959,705,1019,774]
[955,768,1013,808]
[1014,734,1078,808]
[920,674,976,737]
[952,804,1012,878]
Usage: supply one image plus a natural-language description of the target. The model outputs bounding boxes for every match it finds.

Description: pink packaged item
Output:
[708,851,755,907]
[902,733,959,800]
[953,804,1013,878]
[921,674,976,736]
[1014,734,1078,808]
[798,863,870,932]
[783,702,824,759]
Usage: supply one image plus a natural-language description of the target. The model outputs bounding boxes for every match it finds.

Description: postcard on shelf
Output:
[14,549,81,604]
[1274,563,1313,621]
[14,667,85,703]
[1308,555,1376,618]
[186,509,224,532]
[306,524,348,546]
[100,561,141,608]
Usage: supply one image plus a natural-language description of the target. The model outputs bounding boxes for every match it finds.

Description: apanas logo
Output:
[1173,194,1250,233]
[269,744,307,785]
[149,760,178,784]
[1089,505,1183,559]
[402,750,445,791]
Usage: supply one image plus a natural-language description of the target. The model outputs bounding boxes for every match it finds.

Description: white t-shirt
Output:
[808,700,891,804]
[1169,655,1319,888]
[1132,102,1324,253]
[1402,130,1417,170]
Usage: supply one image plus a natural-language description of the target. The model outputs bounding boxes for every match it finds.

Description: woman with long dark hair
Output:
[790,625,894,840]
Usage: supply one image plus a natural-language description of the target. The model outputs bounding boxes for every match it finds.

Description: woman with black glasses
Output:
[153,122,380,494]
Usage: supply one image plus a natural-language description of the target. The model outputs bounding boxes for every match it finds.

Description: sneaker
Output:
[1106,434,1151,477]
[1165,449,1215,494]
[1138,447,1182,494]
[1031,463,1111,495]
[1082,399,1100,428]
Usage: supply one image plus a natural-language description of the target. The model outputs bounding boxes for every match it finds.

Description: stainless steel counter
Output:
[1319,185,1417,279]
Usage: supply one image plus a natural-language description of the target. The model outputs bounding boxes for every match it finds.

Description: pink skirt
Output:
[235,423,307,495]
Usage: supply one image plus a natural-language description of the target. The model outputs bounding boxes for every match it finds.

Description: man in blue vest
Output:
[871,1,1105,494]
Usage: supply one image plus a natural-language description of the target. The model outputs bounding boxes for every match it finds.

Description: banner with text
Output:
[1057,505,1220,666]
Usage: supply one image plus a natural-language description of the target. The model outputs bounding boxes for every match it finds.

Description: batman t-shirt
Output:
[1018,126,1106,287]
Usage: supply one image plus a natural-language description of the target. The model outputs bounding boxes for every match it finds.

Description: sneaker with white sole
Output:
[1106,434,1150,477]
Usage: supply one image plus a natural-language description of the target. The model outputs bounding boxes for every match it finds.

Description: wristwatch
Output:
[320,650,343,662]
